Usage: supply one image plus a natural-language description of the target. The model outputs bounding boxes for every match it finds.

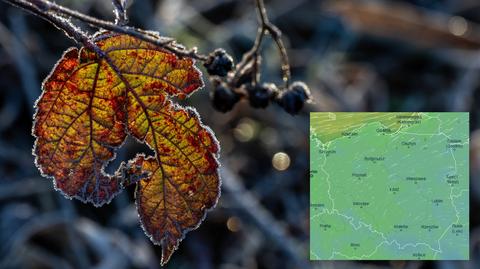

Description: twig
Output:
[255,0,291,88]
[1,0,208,61]
[112,0,128,26]
[234,0,291,88]
[3,0,96,49]
[34,0,172,45]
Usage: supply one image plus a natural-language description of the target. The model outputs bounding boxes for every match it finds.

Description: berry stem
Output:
[233,0,291,88]
[255,0,291,88]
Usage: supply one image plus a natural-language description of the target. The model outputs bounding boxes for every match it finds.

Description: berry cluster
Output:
[203,49,311,115]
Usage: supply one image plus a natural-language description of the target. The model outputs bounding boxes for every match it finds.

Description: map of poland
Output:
[310,112,469,260]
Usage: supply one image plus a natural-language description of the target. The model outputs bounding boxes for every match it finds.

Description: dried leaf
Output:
[33,31,220,263]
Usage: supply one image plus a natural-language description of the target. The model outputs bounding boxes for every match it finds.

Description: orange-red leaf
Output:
[33,47,127,206]
[126,97,220,265]
[94,32,203,99]
[34,32,220,264]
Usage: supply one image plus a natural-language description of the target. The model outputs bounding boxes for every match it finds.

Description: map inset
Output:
[310,112,469,260]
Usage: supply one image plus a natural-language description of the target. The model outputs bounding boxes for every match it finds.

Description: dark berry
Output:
[203,49,234,77]
[210,82,239,112]
[276,81,311,115]
[289,81,311,101]
[248,83,278,108]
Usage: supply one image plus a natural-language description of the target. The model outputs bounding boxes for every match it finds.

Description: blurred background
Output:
[0,0,479,268]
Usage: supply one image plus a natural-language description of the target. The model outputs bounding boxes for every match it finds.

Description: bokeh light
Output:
[272,152,290,171]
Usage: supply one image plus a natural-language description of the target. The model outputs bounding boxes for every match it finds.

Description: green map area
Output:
[310,112,469,260]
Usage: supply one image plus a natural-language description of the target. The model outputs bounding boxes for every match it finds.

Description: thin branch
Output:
[34,0,173,45]
[112,0,128,26]
[233,0,291,88]
[256,0,291,88]
[252,29,264,85]
[2,0,208,61]
[4,0,291,85]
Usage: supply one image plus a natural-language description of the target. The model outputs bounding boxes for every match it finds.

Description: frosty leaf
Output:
[33,31,220,264]
[97,32,220,263]
[33,47,127,206]
[126,98,220,265]
[94,32,202,99]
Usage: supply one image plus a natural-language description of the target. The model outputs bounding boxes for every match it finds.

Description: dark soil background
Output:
[0,0,479,269]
